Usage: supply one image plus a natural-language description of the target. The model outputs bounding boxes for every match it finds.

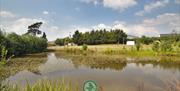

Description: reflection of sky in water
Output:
[4,53,180,91]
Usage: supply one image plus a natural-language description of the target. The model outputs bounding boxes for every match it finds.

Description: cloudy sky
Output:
[0,0,180,41]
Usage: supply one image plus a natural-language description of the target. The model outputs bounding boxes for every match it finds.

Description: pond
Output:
[1,52,180,91]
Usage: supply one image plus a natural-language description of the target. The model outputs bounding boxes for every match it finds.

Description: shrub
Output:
[135,40,141,51]
[55,38,65,46]
[161,41,172,52]
[82,44,88,51]
[0,46,8,65]
[0,30,47,57]
[152,41,161,52]
[0,79,78,91]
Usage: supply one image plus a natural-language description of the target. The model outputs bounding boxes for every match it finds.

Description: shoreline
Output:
[48,44,180,57]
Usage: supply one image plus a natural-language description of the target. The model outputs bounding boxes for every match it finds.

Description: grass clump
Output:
[0,79,79,91]
[82,44,88,51]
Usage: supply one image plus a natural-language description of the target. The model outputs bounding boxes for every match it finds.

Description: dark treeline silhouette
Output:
[56,29,127,45]
[0,22,47,59]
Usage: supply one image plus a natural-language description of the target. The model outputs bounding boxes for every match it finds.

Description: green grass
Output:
[48,44,180,57]
[0,79,79,91]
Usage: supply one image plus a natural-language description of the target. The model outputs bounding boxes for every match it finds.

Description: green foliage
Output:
[26,22,43,36]
[82,44,88,51]
[72,30,83,45]
[135,39,141,51]
[152,41,161,52]
[0,79,78,91]
[41,32,47,40]
[138,36,154,45]
[0,30,47,57]
[161,41,173,52]
[72,29,127,45]
[0,46,8,65]
[55,37,72,46]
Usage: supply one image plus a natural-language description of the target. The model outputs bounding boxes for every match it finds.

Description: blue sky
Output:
[0,0,180,41]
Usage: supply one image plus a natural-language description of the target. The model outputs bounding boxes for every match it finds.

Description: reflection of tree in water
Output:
[0,53,47,81]
[55,52,127,71]
[55,52,180,71]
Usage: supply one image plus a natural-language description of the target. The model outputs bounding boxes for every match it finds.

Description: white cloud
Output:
[143,13,180,32]
[71,21,159,37]
[92,23,111,30]
[0,17,63,41]
[80,0,99,5]
[43,11,49,15]
[0,11,16,18]
[103,0,137,11]
[79,0,137,11]
[135,0,169,16]
[111,22,159,37]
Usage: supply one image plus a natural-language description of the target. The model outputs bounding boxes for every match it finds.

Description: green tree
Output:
[72,30,83,45]
[26,22,43,36]
[42,32,47,40]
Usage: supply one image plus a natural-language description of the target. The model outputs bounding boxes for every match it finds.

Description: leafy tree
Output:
[55,37,72,46]
[0,29,47,58]
[42,32,47,40]
[140,36,153,45]
[26,22,43,36]
[72,30,83,45]
[70,29,127,45]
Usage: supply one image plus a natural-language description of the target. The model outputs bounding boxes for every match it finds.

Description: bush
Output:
[0,30,47,57]
[161,41,172,52]
[135,40,141,51]
[0,46,8,65]
[152,41,161,52]
[82,44,88,51]
[55,38,64,46]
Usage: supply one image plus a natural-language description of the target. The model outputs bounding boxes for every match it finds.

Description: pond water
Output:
[1,52,180,91]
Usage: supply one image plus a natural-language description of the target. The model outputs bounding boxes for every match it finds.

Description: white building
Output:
[126,41,135,46]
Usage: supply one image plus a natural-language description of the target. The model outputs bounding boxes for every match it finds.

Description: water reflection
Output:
[0,53,47,81]
[54,52,180,71]
[1,52,180,91]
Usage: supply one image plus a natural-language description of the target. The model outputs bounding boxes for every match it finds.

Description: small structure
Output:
[67,43,77,46]
[126,41,135,46]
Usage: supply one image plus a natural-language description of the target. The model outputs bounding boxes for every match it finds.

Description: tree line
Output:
[0,22,47,61]
[55,29,127,45]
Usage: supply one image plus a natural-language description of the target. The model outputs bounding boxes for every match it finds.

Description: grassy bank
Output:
[0,79,78,91]
[48,44,180,57]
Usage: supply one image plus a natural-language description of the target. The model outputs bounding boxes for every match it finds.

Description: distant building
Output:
[126,41,135,46]
[67,43,77,46]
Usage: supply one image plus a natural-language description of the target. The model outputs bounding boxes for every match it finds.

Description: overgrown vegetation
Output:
[0,79,78,91]
[0,46,8,65]
[152,41,161,52]
[82,44,88,51]
[0,22,47,63]
[55,37,72,46]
